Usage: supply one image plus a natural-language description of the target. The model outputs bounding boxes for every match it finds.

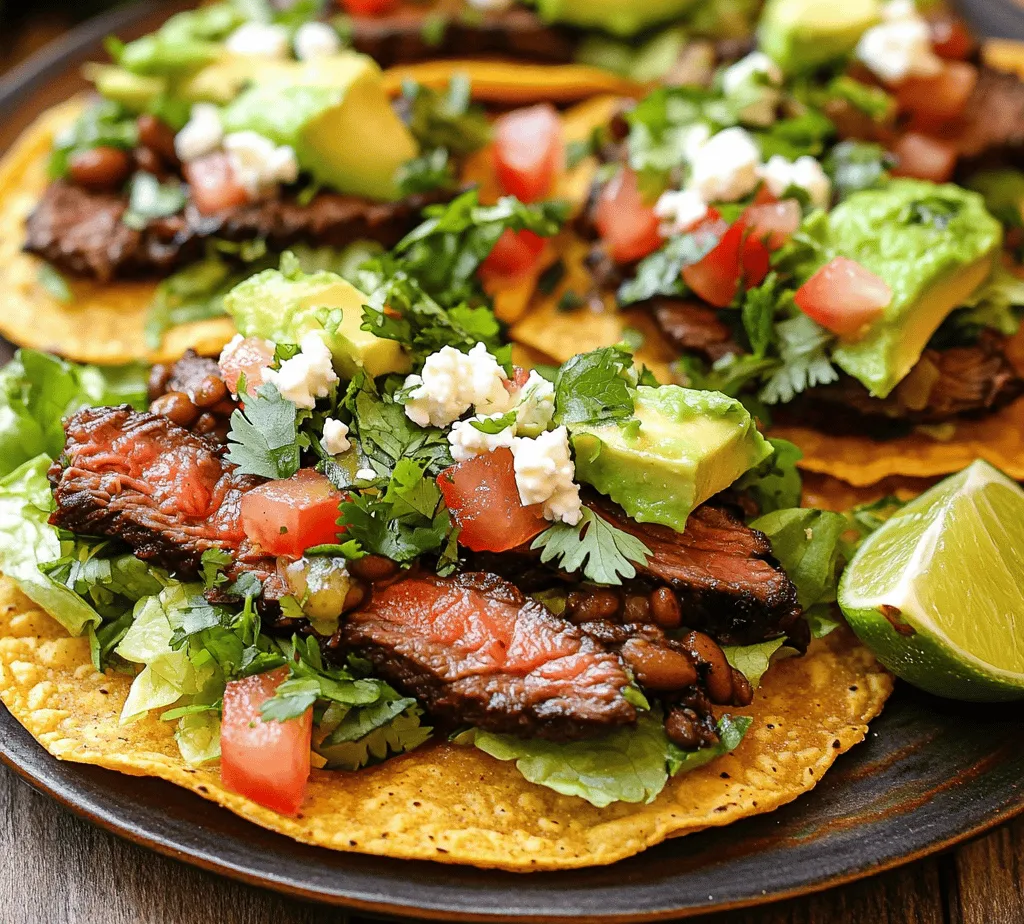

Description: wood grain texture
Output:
[3,759,1020,924]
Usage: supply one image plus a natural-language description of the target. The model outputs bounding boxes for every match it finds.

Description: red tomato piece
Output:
[503,366,532,395]
[680,214,746,308]
[891,133,958,183]
[794,256,892,338]
[743,199,802,251]
[493,104,564,203]
[219,336,275,396]
[339,0,399,14]
[895,62,978,129]
[183,152,250,216]
[595,167,663,264]
[480,229,546,280]
[221,667,312,816]
[240,469,344,558]
[930,17,976,60]
[437,448,547,553]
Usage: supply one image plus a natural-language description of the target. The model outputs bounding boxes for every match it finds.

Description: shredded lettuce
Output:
[0,457,101,636]
[458,712,750,808]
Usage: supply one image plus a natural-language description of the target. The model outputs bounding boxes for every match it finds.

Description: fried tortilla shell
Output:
[0,574,891,870]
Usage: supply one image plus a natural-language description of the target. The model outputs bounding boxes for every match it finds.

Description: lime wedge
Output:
[839,460,1024,701]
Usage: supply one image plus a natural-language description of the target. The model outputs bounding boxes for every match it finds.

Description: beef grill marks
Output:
[24,181,450,282]
[48,406,282,595]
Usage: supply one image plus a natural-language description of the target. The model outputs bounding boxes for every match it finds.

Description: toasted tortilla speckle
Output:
[0,575,891,870]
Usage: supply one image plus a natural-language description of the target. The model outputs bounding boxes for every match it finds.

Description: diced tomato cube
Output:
[493,104,564,204]
[794,256,892,338]
[891,133,959,183]
[339,0,398,14]
[219,336,275,396]
[240,469,344,558]
[183,152,250,216]
[438,448,548,553]
[681,211,770,307]
[595,167,663,264]
[480,229,546,281]
[895,61,978,129]
[930,16,976,61]
[221,667,312,816]
[743,199,802,251]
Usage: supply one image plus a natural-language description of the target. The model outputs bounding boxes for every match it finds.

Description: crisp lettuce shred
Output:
[458,713,751,808]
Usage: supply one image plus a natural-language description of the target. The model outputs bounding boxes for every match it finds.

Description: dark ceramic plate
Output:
[3,3,1024,921]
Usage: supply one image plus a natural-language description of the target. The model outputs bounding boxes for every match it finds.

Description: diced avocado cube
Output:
[85,64,167,113]
[758,0,881,73]
[219,53,418,202]
[225,268,410,379]
[535,0,700,39]
[826,180,1002,398]
[570,385,773,533]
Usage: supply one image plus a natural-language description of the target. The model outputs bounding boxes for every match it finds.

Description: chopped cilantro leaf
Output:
[553,346,637,427]
[531,507,650,586]
[225,383,306,479]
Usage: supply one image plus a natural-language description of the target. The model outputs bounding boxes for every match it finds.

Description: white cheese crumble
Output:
[293,21,342,60]
[511,427,582,526]
[654,187,710,237]
[174,103,224,162]
[448,414,517,463]
[321,418,351,455]
[355,467,377,481]
[223,131,299,197]
[225,22,290,59]
[759,155,832,208]
[467,0,515,10]
[510,370,555,437]
[402,343,511,429]
[688,127,762,203]
[264,331,339,409]
[722,52,784,95]
[855,1,941,84]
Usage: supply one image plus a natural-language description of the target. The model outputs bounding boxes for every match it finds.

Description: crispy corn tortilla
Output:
[513,238,1024,485]
[0,574,891,870]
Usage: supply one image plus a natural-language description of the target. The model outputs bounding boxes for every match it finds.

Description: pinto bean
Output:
[137,114,179,163]
[147,363,172,402]
[342,581,368,613]
[731,667,753,706]
[151,391,199,428]
[621,639,698,691]
[348,554,401,584]
[193,374,229,408]
[649,587,681,629]
[133,146,163,176]
[566,588,621,622]
[682,630,735,705]
[68,147,131,191]
[623,593,652,623]
[665,707,702,749]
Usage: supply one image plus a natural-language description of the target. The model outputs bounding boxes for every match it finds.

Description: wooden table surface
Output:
[3,10,1024,924]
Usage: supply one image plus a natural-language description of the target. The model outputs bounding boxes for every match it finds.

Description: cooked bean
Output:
[68,147,131,191]
[147,363,171,402]
[137,114,178,163]
[731,668,753,707]
[649,587,681,629]
[193,374,229,408]
[133,146,163,176]
[682,630,735,705]
[348,554,401,584]
[566,588,621,622]
[665,707,701,750]
[342,581,367,613]
[621,639,697,691]
[151,391,199,428]
[623,593,652,623]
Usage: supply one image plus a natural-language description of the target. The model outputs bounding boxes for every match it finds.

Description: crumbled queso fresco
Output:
[224,22,290,59]
[293,22,341,61]
[264,332,338,409]
[511,427,583,526]
[321,418,351,456]
[402,343,511,428]
[855,0,942,83]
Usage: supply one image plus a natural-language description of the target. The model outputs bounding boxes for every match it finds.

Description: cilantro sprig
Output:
[553,346,638,427]
[225,383,308,479]
[531,507,650,586]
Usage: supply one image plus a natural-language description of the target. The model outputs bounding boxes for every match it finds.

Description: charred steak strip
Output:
[48,406,278,590]
[25,181,448,282]
[350,4,576,68]
[650,298,743,363]
[342,572,637,740]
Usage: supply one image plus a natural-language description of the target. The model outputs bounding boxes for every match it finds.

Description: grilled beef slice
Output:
[48,406,280,591]
[650,298,744,362]
[350,4,576,67]
[24,181,448,282]
[342,572,637,739]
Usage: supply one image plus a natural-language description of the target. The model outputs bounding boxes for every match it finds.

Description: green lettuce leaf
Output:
[0,456,100,636]
[723,638,792,688]
[460,712,750,808]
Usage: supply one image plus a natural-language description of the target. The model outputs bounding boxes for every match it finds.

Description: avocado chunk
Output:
[84,64,168,113]
[179,52,299,105]
[219,53,418,202]
[534,0,700,39]
[225,268,410,379]
[824,180,1002,398]
[570,386,773,533]
[758,0,881,72]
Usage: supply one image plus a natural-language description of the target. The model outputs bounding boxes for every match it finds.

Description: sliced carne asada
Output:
[953,66,1024,162]
[25,180,450,282]
[48,406,281,594]
[649,297,743,362]
[341,572,638,740]
[349,4,576,68]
